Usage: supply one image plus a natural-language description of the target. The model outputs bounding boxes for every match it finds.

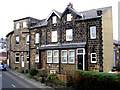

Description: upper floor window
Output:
[52,16,57,24]
[35,54,39,63]
[26,35,29,44]
[90,26,96,39]
[16,23,20,29]
[16,36,19,45]
[52,31,57,42]
[67,13,72,21]
[35,33,39,44]
[15,53,19,63]
[53,50,59,63]
[23,21,27,28]
[68,50,75,63]
[91,53,97,63]
[66,29,72,41]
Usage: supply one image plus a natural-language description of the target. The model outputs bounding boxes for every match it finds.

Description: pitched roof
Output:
[30,19,47,29]
[46,9,62,21]
[6,30,14,37]
[79,6,111,20]
[61,7,82,18]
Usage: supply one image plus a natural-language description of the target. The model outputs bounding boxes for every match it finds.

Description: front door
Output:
[21,55,24,68]
[78,55,83,70]
[42,54,45,68]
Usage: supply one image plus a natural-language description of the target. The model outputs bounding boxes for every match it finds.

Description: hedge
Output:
[67,70,120,90]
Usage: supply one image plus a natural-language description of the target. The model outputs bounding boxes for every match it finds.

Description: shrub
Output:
[27,73,32,78]
[66,70,120,89]
[37,69,47,77]
[47,73,59,82]
[29,68,38,76]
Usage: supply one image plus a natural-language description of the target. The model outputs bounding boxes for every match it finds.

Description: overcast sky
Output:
[0,0,119,40]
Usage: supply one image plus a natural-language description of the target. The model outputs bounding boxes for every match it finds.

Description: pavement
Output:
[1,68,53,90]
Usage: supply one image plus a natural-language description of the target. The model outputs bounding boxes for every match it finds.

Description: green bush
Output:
[29,68,38,76]
[67,70,120,89]
[37,69,47,77]
[27,73,32,78]
[47,73,59,82]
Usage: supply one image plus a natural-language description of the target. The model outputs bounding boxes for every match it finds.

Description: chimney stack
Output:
[67,2,73,8]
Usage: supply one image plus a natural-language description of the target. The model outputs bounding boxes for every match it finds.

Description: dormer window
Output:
[52,16,57,24]
[67,13,72,21]
[16,36,19,45]
[16,23,19,29]
[23,21,27,28]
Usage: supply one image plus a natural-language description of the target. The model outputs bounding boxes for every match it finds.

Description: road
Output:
[1,69,52,90]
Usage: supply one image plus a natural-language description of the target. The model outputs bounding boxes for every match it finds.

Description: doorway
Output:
[77,48,85,70]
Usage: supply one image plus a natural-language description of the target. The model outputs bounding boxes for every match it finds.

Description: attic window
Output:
[52,16,57,24]
[67,13,72,21]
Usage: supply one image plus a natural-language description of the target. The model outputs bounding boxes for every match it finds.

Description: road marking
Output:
[12,84,16,88]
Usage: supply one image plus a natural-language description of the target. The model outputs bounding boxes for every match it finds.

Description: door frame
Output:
[77,48,85,70]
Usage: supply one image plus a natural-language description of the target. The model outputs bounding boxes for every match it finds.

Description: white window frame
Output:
[16,22,20,29]
[66,29,73,41]
[35,33,39,44]
[61,50,67,63]
[26,55,29,63]
[26,35,29,44]
[68,50,75,64]
[67,13,72,21]
[52,16,57,24]
[90,26,96,39]
[50,70,56,74]
[23,21,27,28]
[53,50,59,63]
[51,31,57,42]
[15,53,19,63]
[47,50,52,63]
[16,36,19,45]
[91,53,97,63]
[35,54,39,63]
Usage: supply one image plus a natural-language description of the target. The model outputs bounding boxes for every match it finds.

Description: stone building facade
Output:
[6,5,114,74]
[6,17,40,71]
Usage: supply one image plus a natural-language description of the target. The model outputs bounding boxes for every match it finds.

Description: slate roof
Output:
[79,6,111,20]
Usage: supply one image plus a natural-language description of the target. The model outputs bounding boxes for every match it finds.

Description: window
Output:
[26,55,29,63]
[23,21,27,28]
[69,50,75,63]
[26,35,29,44]
[35,54,39,63]
[35,33,39,44]
[66,29,72,41]
[90,26,96,39]
[16,22,19,29]
[67,13,72,21]
[47,50,52,63]
[52,31,57,42]
[16,36,19,44]
[91,53,97,63]
[52,16,57,24]
[15,53,19,63]
[53,50,59,63]
[61,50,67,63]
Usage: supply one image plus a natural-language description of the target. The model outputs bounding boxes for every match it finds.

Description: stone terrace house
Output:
[29,5,113,74]
[6,5,114,74]
[6,17,40,70]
